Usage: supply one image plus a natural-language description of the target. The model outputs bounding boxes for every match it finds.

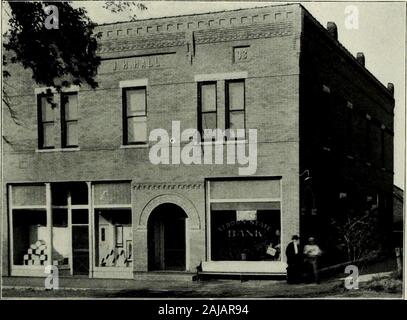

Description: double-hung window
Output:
[123,87,147,144]
[37,94,55,149]
[198,82,217,141]
[61,92,79,147]
[37,89,79,150]
[226,79,245,138]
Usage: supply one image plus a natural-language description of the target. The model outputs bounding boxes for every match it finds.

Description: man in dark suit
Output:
[285,235,302,284]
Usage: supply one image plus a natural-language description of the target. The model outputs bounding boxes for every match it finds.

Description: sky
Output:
[3,1,406,188]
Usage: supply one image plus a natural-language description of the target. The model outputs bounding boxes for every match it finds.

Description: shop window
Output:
[226,80,245,139]
[51,182,88,205]
[61,92,79,147]
[51,183,68,206]
[12,209,47,266]
[198,82,217,140]
[95,209,133,268]
[70,183,88,205]
[210,202,281,261]
[37,94,55,149]
[123,87,147,144]
[72,209,89,224]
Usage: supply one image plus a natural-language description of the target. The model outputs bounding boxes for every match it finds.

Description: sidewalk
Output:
[2,271,402,298]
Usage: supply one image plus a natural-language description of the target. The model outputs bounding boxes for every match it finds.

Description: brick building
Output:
[2,4,394,280]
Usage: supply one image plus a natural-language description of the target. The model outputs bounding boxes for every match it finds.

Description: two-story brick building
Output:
[2,4,394,281]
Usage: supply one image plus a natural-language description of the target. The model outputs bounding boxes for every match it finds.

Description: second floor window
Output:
[61,93,79,147]
[123,87,147,144]
[226,80,245,139]
[198,82,217,140]
[38,94,55,149]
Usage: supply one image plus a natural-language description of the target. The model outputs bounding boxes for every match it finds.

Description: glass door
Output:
[71,209,89,275]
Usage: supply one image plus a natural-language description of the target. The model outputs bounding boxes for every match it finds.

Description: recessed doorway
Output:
[147,203,187,271]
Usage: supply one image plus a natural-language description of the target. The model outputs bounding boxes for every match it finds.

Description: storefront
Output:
[8,181,133,279]
[8,177,288,279]
[204,177,287,274]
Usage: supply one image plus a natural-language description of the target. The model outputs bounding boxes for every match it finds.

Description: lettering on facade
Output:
[100,54,175,73]
[113,55,161,71]
[234,46,250,63]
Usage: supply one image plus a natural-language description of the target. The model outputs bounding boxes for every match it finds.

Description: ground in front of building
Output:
[2,269,402,299]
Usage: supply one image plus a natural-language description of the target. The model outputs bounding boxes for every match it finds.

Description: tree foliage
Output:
[102,1,147,21]
[2,1,147,128]
[3,1,101,91]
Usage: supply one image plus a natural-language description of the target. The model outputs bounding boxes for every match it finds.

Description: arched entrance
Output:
[147,203,187,271]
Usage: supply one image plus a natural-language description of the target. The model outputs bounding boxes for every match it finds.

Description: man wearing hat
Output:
[285,235,302,284]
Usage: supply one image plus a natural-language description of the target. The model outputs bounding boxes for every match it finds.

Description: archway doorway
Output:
[147,203,187,271]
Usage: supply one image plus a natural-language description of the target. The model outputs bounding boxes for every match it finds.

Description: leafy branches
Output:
[102,1,147,21]
[3,1,101,91]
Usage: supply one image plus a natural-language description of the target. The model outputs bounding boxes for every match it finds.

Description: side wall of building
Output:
[299,10,395,264]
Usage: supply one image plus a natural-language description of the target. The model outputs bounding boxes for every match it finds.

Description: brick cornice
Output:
[134,183,204,190]
[98,22,294,55]
[98,32,186,53]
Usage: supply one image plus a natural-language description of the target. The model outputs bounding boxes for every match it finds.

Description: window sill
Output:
[120,144,149,149]
[36,147,80,153]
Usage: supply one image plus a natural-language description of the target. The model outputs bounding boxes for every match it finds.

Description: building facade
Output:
[2,4,394,280]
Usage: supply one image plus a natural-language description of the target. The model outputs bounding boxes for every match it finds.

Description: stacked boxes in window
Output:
[23,240,48,266]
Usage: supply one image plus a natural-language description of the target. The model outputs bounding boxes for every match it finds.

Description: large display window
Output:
[12,209,48,266]
[92,182,133,276]
[9,184,49,271]
[207,178,283,270]
[211,204,281,261]
[9,181,133,278]
[94,209,133,268]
